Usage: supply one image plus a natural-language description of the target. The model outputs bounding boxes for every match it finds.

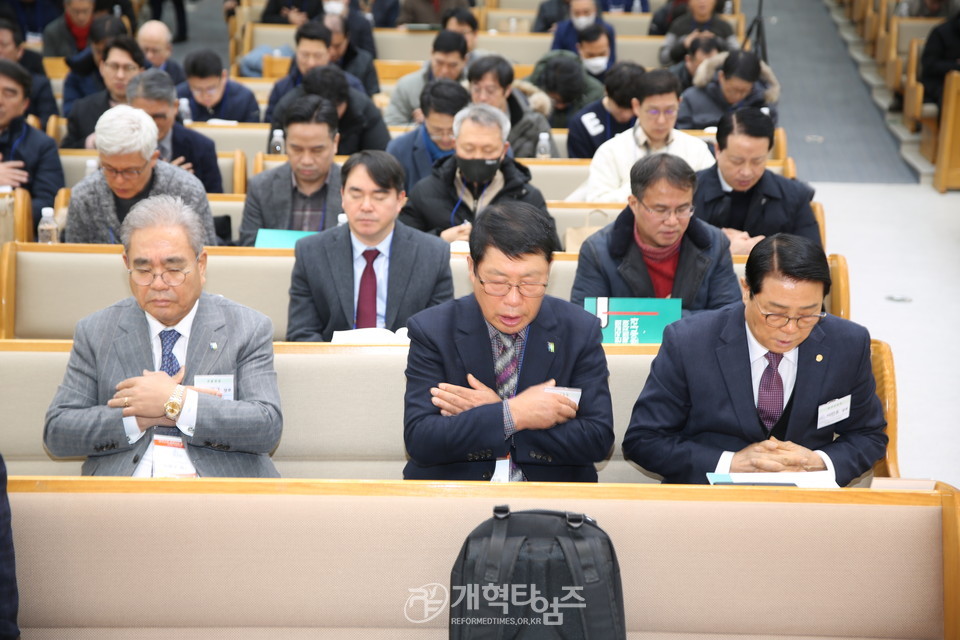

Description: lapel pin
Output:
[210,342,218,351]
[547,342,555,353]
[816,354,823,362]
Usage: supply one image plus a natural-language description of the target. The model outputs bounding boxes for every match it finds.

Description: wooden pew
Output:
[879,17,944,92]
[934,70,960,192]
[0,336,899,483]
[9,477,951,637]
[0,189,34,244]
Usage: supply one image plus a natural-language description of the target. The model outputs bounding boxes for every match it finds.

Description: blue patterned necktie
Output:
[159,329,181,376]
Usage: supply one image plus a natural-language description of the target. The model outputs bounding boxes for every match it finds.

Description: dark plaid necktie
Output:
[758,351,784,431]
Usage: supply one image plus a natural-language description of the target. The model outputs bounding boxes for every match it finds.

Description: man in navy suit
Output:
[129,69,223,194]
[403,201,614,482]
[0,454,18,640]
[623,234,888,486]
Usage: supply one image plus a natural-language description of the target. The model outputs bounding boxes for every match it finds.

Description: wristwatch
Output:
[164,385,186,421]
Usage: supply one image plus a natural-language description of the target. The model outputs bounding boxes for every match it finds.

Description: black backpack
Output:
[450,505,626,639]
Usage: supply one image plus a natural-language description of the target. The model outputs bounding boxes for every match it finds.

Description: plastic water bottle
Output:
[38,207,59,244]
[337,213,348,226]
[270,129,285,154]
[84,158,98,177]
[535,132,551,159]
[723,0,733,13]
[178,97,192,125]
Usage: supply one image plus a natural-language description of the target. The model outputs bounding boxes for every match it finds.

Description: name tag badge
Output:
[817,395,851,429]
[491,457,512,483]
[152,434,198,478]
[193,374,235,401]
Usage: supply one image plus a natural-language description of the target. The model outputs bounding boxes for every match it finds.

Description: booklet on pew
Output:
[582,297,682,344]
[254,229,316,249]
[707,472,839,488]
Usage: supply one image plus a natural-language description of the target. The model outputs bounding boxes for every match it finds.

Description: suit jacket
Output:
[60,90,111,149]
[403,295,615,482]
[622,303,888,486]
[44,293,283,478]
[385,126,435,193]
[176,80,262,124]
[286,221,453,341]
[693,167,820,245]
[170,122,223,194]
[570,207,741,314]
[0,455,18,640]
[240,162,343,246]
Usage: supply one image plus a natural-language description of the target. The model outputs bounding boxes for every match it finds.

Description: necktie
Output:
[355,249,379,329]
[494,333,525,482]
[757,351,784,431]
[159,329,181,377]
[494,333,518,400]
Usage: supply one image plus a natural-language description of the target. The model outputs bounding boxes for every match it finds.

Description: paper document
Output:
[707,472,839,488]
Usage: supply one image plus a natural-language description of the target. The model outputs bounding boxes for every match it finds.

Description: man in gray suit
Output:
[45,195,283,478]
[240,95,343,247]
[287,150,454,342]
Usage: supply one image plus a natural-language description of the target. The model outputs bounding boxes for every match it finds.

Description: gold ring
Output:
[123,397,130,408]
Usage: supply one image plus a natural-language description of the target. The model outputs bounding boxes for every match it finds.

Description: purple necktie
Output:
[355,249,379,329]
[758,351,784,431]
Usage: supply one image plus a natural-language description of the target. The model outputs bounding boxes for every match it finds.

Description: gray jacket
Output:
[65,161,218,245]
[240,163,343,247]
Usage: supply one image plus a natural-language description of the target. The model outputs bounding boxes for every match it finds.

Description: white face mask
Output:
[324,1,345,15]
[571,14,596,31]
[582,56,609,75]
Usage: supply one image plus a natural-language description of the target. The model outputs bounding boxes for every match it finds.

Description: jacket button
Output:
[547,455,553,462]
[482,472,491,480]
[132,455,140,464]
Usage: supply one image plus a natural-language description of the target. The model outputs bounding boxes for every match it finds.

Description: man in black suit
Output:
[286,150,453,341]
[128,68,222,193]
[61,35,146,149]
[0,19,58,128]
[693,108,819,255]
[0,454,19,640]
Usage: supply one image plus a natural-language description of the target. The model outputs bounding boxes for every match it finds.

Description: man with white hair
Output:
[65,104,217,244]
[136,19,185,85]
[399,103,558,248]
[46,194,283,477]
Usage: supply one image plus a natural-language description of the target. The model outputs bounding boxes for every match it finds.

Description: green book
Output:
[583,297,682,344]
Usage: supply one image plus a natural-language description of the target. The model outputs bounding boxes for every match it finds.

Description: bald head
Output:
[136,20,173,69]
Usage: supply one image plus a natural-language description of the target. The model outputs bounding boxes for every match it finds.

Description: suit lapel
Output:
[672,235,709,303]
[184,295,227,383]
[617,243,655,297]
[716,306,767,442]
[785,324,829,443]
[518,298,558,391]
[326,227,356,328]
[113,301,153,379]
[270,166,294,230]
[741,175,772,234]
[455,296,497,388]
[385,224,415,330]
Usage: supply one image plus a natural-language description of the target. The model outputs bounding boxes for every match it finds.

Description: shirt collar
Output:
[633,123,675,150]
[290,166,330,196]
[745,318,798,366]
[144,297,200,340]
[485,320,529,342]
[349,228,394,260]
[717,166,734,193]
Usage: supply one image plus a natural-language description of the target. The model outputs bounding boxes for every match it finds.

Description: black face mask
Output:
[456,156,501,186]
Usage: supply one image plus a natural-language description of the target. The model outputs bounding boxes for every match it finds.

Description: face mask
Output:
[571,14,596,31]
[324,1,345,15]
[582,56,609,75]
[456,156,500,185]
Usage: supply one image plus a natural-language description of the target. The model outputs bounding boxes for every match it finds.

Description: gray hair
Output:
[323,13,346,35]
[126,68,177,104]
[629,153,697,199]
[452,103,511,143]
[95,104,158,160]
[120,195,207,256]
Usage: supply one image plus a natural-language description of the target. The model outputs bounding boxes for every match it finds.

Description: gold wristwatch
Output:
[164,385,186,421]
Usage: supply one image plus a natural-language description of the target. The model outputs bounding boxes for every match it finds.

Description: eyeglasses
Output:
[478,278,548,298]
[636,199,695,221]
[128,256,200,287]
[103,61,140,74]
[101,159,150,180]
[426,126,455,143]
[753,299,826,329]
[189,82,222,97]
[471,84,504,98]
[643,107,678,118]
